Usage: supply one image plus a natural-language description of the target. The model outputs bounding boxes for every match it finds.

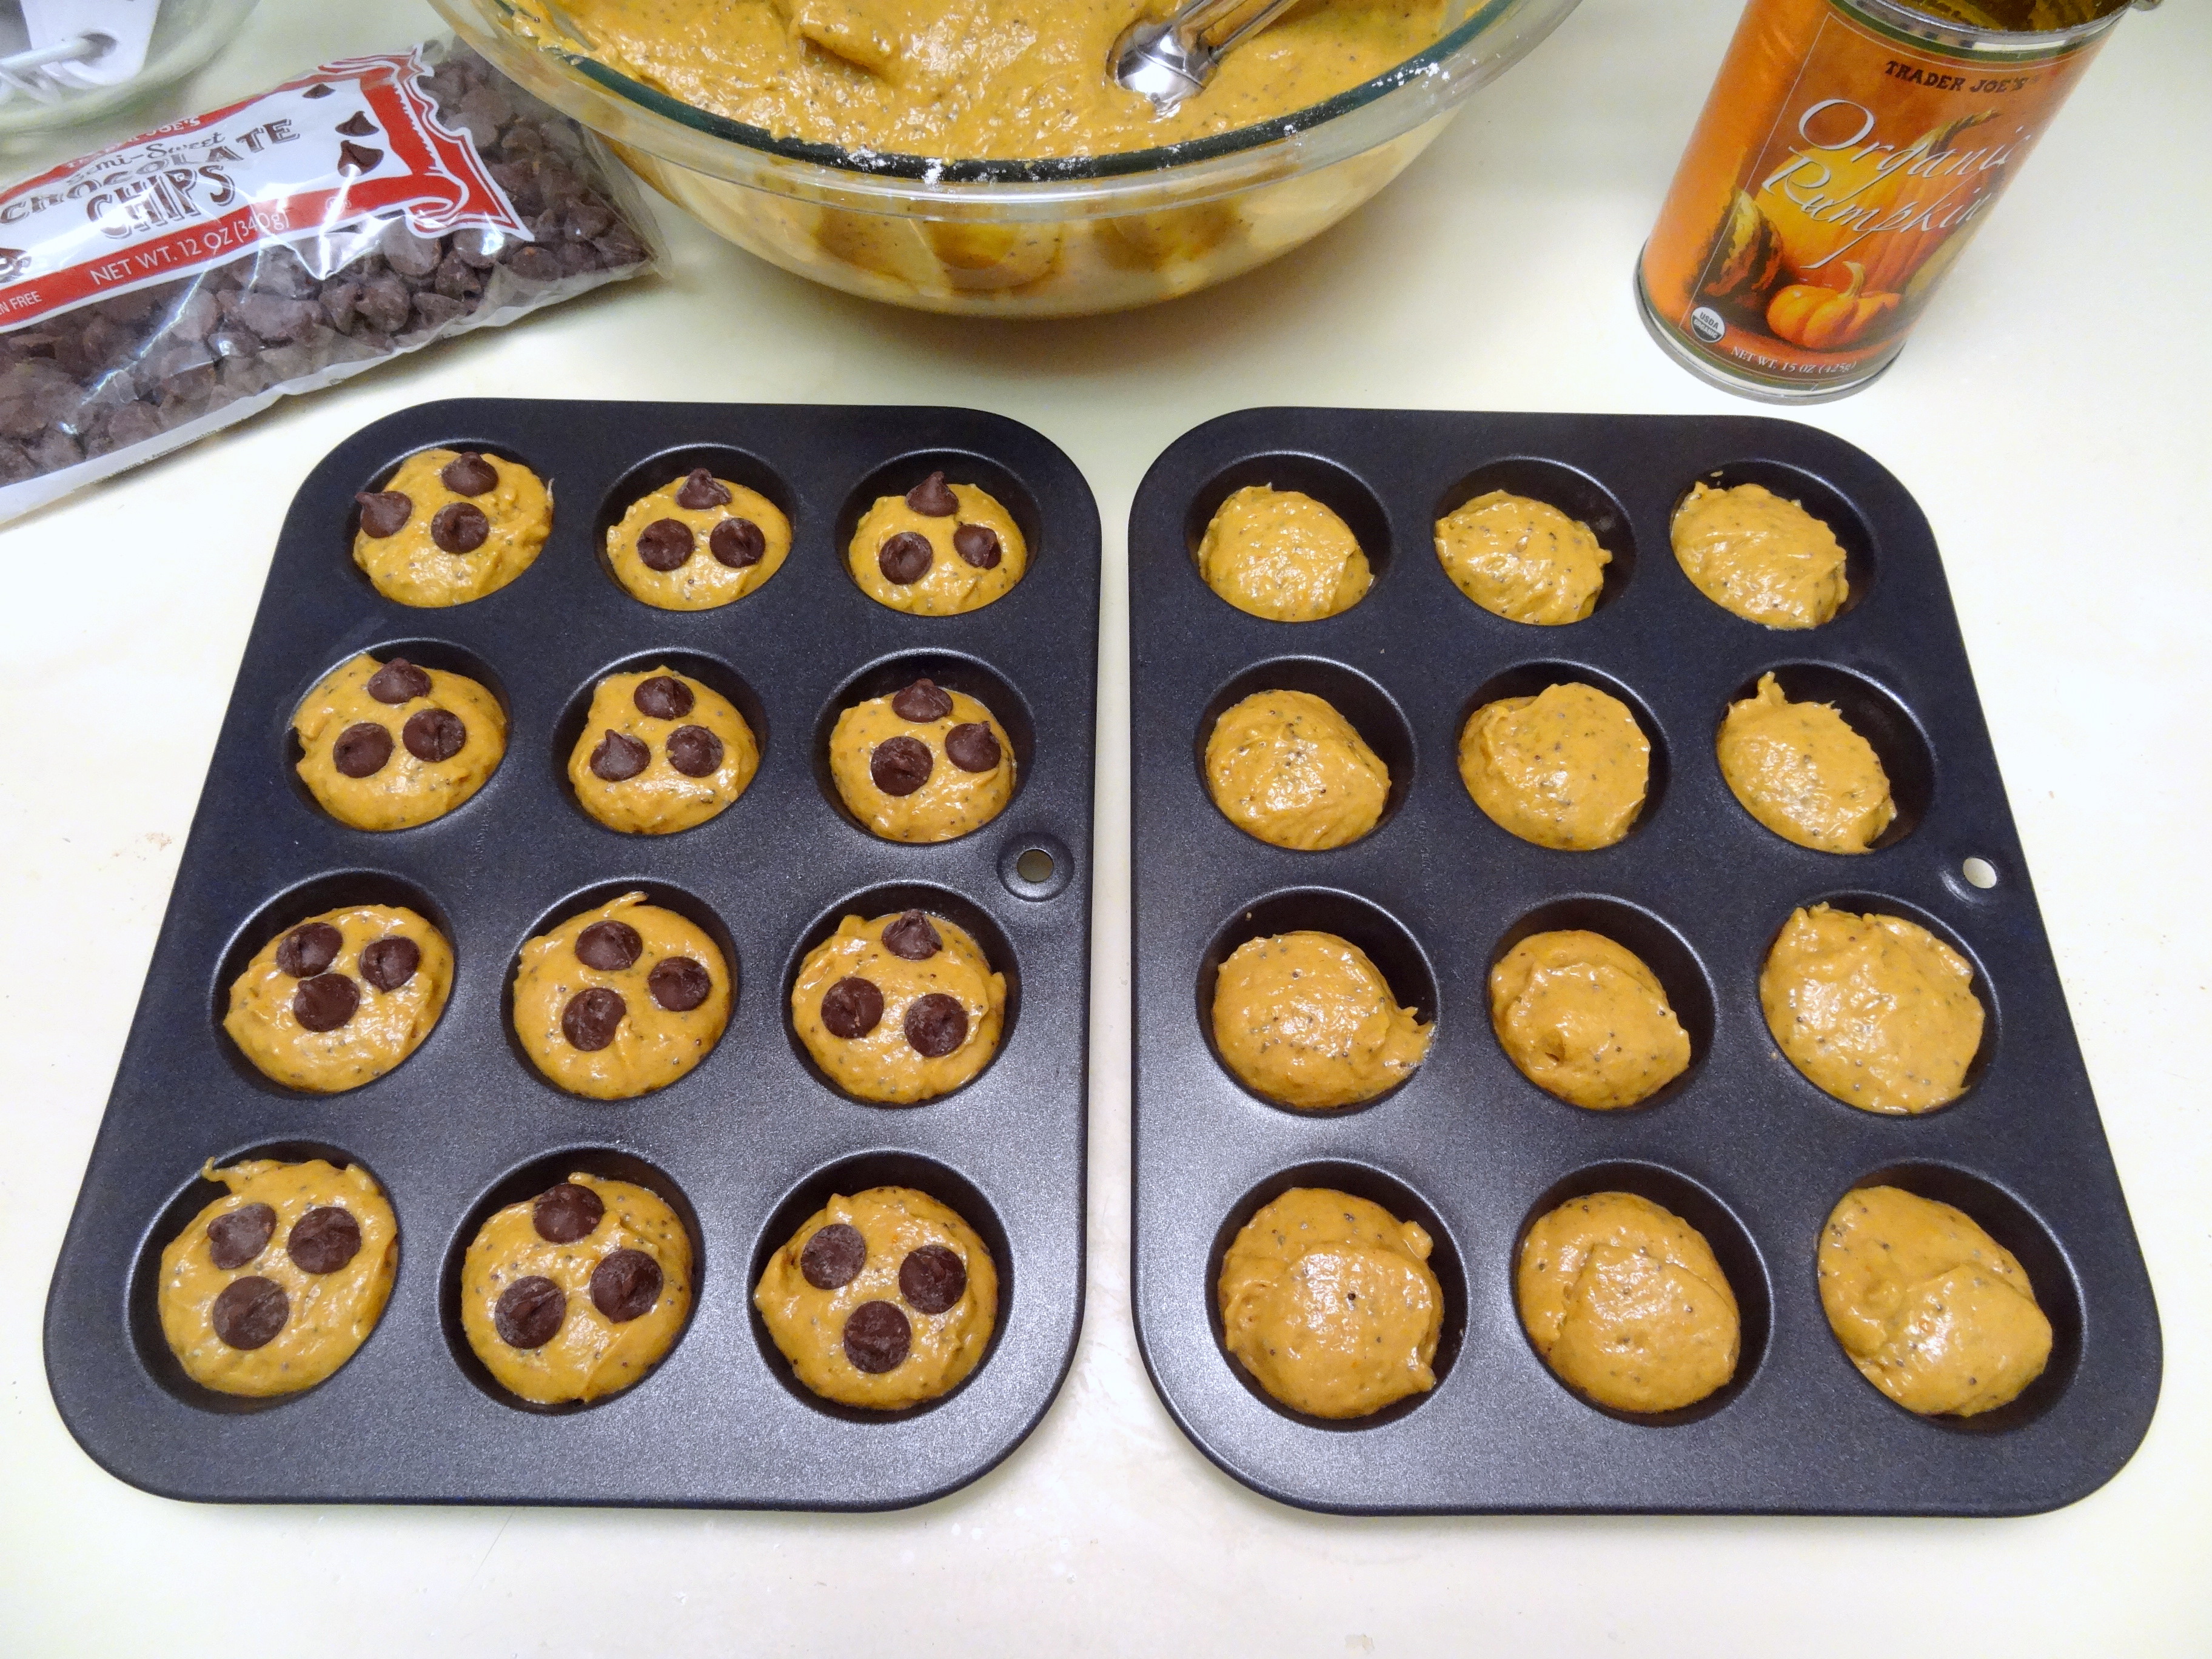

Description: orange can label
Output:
[1641,0,2117,394]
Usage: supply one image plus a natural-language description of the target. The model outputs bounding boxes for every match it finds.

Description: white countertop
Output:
[4,1,2208,1651]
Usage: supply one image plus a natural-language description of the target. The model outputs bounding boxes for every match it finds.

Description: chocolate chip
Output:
[303,82,334,98]
[364,657,432,703]
[288,1205,363,1274]
[207,1203,276,1270]
[356,489,412,537]
[945,722,1002,773]
[431,501,490,554]
[589,729,649,782]
[674,468,731,510]
[880,910,942,961]
[709,518,765,568]
[665,725,723,778]
[877,531,933,585]
[899,1244,968,1315]
[403,707,466,762]
[575,919,643,971]
[891,678,954,723]
[870,735,933,797]
[843,1300,912,1373]
[359,936,420,991]
[275,922,343,979]
[953,523,1002,569]
[335,111,379,137]
[800,1222,866,1290]
[632,675,694,721]
[562,986,626,1051]
[534,1182,605,1244]
[648,956,711,1013]
[637,518,693,571]
[494,1276,565,1349]
[905,471,957,517]
[211,1276,289,1350]
[338,141,384,175]
[903,993,968,1059]
[332,721,393,778]
[440,451,497,495]
[820,976,883,1040]
[590,1248,663,1322]
[292,973,360,1032]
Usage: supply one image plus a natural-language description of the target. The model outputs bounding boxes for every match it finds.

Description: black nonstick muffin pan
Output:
[1128,407,2159,1515]
[44,399,1097,1508]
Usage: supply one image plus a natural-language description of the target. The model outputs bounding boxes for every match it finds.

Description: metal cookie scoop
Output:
[1111,0,1306,114]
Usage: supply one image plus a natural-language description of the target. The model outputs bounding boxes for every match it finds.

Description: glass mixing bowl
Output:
[431,0,1583,316]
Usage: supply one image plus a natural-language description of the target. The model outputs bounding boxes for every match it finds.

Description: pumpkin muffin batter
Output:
[1198,485,1371,622]
[1219,1187,1443,1420]
[460,1174,694,1406]
[1434,489,1610,625]
[1718,673,1896,853]
[756,1185,999,1410]
[849,471,1027,615]
[352,447,551,608]
[1517,1190,1740,1414]
[1490,930,1691,1110]
[1205,688,1390,851]
[1671,481,1848,630]
[1818,1185,2053,1417]
[829,675,1016,843]
[1212,930,1431,1110]
[293,652,506,831]
[1460,682,1650,851]
[568,667,760,836]
[158,1157,397,1397]
[791,910,1007,1103]
[513,892,731,1099]
[1761,904,1984,1114]
[606,466,792,610]
[224,904,452,1092]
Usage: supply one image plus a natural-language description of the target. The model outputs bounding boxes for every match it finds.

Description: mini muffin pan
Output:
[1128,407,2159,1515]
[44,398,1097,1507]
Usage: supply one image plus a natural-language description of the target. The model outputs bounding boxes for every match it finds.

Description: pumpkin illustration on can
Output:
[1766,263,1902,349]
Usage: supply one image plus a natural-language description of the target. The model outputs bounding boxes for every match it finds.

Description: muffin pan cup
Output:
[1130,407,2159,1514]
[44,399,1097,1508]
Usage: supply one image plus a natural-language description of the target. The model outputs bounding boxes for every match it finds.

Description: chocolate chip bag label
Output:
[0,38,660,525]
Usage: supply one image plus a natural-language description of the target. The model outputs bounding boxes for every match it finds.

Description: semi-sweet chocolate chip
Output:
[710,518,765,568]
[880,910,942,961]
[903,993,968,1059]
[403,706,466,762]
[870,735,933,796]
[590,1248,663,1322]
[275,922,343,979]
[211,1276,290,1350]
[575,919,643,971]
[891,678,954,723]
[335,110,380,138]
[365,657,432,704]
[637,518,694,571]
[534,1182,605,1244]
[820,976,883,1040]
[292,973,361,1033]
[877,531,933,585]
[338,140,384,175]
[632,675,694,721]
[944,722,1002,773]
[562,986,626,1051]
[431,501,490,554]
[953,523,1001,570]
[589,729,649,782]
[494,1276,565,1349]
[899,1243,968,1315]
[440,451,498,495]
[648,956,711,1013]
[359,936,421,991]
[800,1222,866,1290]
[843,1299,912,1373]
[356,490,412,537]
[905,471,957,517]
[207,1203,276,1270]
[665,725,723,778]
[287,1205,363,1274]
[333,721,394,778]
[675,468,731,510]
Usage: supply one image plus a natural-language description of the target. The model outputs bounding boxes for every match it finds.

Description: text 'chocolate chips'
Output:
[892,678,954,723]
[562,986,626,1051]
[366,657,432,704]
[333,721,394,778]
[880,911,942,962]
[870,734,933,796]
[575,919,643,971]
[843,1300,912,1373]
[359,935,421,992]
[590,1248,663,1322]
[878,531,933,585]
[212,1276,289,1350]
[945,722,1002,773]
[637,518,694,571]
[356,490,412,538]
[905,471,957,517]
[820,976,883,1041]
[589,729,649,782]
[288,1206,363,1275]
[953,523,1002,569]
[800,1222,866,1290]
[649,956,712,1013]
[534,1182,605,1244]
[440,451,498,495]
[665,725,723,778]
[292,973,360,1033]
[431,501,490,554]
[494,1276,565,1349]
[903,993,969,1059]
[276,922,343,979]
[632,675,694,721]
[711,517,765,568]
[899,1243,968,1315]
[403,706,467,763]
[675,468,731,510]
[207,1203,276,1271]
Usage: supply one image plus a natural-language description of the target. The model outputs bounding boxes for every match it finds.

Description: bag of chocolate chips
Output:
[0,38,660,525]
